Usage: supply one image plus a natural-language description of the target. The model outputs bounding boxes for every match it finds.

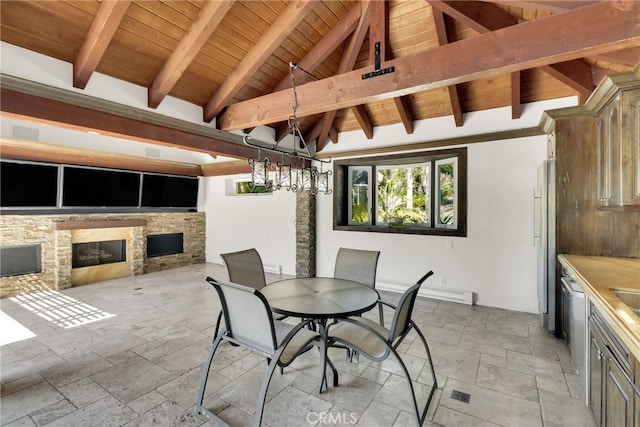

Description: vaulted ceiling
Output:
[1,0,639,174]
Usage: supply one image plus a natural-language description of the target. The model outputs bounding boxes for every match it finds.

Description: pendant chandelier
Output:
[244,62,332,195]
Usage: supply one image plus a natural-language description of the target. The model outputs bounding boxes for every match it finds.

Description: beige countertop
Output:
[558,254,640,360]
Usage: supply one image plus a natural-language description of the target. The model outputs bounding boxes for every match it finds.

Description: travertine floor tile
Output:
[0,263,596,427]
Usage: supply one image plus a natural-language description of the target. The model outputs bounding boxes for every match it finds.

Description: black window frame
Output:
[333,147,467,236]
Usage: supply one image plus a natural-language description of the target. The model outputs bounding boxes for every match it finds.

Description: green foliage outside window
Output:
[438,163,455,225]
[377,166,429,227]
[235,181,273,194]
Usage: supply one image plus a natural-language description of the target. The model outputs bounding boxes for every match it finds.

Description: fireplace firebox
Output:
[72,239,126,268]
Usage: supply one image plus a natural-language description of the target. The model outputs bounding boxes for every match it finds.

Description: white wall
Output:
[317,137,545,313]
[202,176,297,273]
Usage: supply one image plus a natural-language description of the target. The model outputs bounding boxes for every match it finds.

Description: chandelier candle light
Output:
[243,62,332,195]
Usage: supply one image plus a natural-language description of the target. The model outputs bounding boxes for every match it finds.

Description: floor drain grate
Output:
[451,389,471,403]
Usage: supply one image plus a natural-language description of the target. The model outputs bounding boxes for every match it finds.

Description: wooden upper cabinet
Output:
[620,89,640,208]
[595,80,640,210]
[597,94,620,208]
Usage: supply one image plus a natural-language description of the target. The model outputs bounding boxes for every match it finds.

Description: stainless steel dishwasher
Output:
[561,272,588,404]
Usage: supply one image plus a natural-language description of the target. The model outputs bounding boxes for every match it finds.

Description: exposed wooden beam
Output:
[203,0,316,122]
[345,0,376,142]
[0,84,256,160]
[431,7,463,127]
[0,138,203,176]
[73,0,131,89]
[479,0,598,13]
[369,0,388,66]
[511,70,521,119]
[219,1,640,130]
[393,97,414,134]
[352,105,374,139]
[304,119,323,145]
[429,0,516,33]
[148,0,234,109]
[593,47,640,68]
[201,160,251,177]
[371,0,414,135]
[431,0,595,104]
[544,60,595,103]
[317,0,371,151]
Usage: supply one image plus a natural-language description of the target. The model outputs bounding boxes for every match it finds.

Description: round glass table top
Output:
[261,277,379,319]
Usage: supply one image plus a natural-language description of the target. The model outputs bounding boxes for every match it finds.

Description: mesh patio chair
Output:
[327,271,437,426]
[214,248,283,338]
[334,247,381,319]
[197,277,323,427]
[221,248,267,289]
[333,247,381,361]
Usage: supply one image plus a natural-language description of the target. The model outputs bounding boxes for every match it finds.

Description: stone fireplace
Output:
[72,239,127,268]
[0,212,205,298]
[60,220,144,287]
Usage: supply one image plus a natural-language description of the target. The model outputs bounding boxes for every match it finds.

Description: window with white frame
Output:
[334,147,466,236]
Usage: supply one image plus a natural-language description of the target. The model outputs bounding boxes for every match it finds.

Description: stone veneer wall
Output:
[0,212,205,298]
[295,191,316,277]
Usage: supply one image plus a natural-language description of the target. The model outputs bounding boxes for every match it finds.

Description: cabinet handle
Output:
[597,349,603,361]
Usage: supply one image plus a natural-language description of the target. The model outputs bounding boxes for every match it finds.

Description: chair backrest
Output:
[221,248,267,290]
[205,276,277,355]
[388,271,434,342]
[333,247,380,288]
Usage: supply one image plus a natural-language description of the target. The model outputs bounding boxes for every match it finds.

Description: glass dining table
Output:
[260,276,379,393]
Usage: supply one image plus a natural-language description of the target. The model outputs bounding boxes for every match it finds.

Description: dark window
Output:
[141,174,198,208]
[334,147,467,236]
[0,245,42,277]
[1,161,58,207]
[147,233,184,257]
[63,167,140,207]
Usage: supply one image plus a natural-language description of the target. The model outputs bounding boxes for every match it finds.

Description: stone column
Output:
[295,190,316,277]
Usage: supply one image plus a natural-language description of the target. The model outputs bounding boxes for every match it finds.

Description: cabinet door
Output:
[598,96,621,207]
[590,328,604,425]
[620,89,640,207]
[604,354,634,427]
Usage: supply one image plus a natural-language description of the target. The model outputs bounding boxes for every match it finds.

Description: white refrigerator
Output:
[535,160,557,335]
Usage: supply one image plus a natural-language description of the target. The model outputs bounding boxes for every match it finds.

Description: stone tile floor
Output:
[0,263,596,426]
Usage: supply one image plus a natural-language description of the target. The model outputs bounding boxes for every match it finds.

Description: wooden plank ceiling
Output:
[1,0,639,171]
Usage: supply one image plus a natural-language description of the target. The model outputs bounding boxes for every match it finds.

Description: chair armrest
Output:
[379,300,397,310]
[328,316,389,343]
[278,318,319,347]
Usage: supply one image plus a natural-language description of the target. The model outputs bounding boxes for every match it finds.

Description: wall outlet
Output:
[440,277,446,286]
[447,240,454,250]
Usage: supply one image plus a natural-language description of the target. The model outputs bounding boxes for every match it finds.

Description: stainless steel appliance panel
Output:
[536,160,556,334]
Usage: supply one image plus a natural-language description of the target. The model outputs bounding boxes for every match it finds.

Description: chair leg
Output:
[390,346,429,426]
[413,323,438,390]
[195,332,224,414]
[255,357,280,427]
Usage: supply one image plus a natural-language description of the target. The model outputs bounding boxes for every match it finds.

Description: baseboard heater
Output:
[263,264,282,276]
[377,279,474,305]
